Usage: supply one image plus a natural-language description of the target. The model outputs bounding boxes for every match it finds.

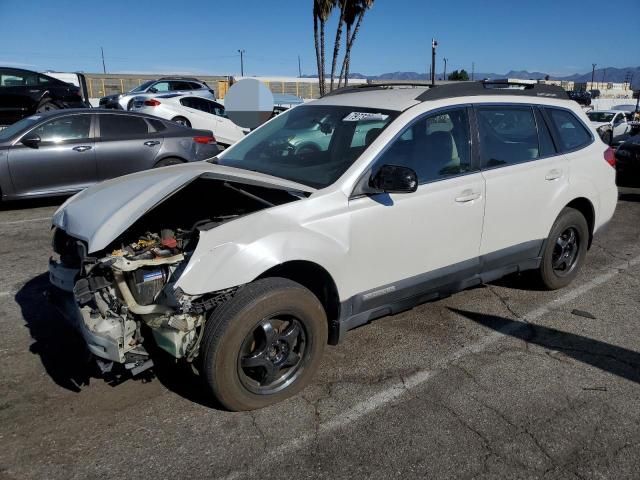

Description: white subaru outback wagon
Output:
[49,80,618,411]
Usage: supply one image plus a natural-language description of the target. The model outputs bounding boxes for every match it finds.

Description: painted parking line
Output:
[0,216,51,226]
[224,253,640,480]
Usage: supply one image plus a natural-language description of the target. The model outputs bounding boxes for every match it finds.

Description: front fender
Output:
[175,230,348,296]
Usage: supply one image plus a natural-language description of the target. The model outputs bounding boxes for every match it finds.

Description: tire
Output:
[126,99,134,110]
[154,157,184,168]
[537,207,589,290]
[36,100,59,113]
[172,116,191,128]
[603,131,612,146]
[200,277,327,411]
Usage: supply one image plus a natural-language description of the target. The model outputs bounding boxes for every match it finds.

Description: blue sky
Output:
[0,0,637,77]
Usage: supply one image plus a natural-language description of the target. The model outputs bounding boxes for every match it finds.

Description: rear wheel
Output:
[603,130,613,145]
[172,116,191,128]
[154,157,184,167]
[537,207,589,290]
[200,278,327,411]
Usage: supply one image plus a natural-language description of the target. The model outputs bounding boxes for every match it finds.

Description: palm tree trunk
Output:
[337,23,351,88]
[330,1,346,91]
[320,20,326,95]
[314,15,322,96]
[342,11,364,87]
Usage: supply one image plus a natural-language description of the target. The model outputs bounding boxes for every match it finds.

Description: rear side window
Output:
[100,115,150,139]
[147,118,167,132]
[477,106,540,167]
[545,108,592,152]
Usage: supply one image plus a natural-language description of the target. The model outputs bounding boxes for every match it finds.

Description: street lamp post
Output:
[443,58,448,81]
[591,63,596,91]
[431,39,438,86]
[238,49,245,76]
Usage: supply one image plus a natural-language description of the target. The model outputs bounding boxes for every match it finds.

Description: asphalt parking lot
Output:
[1,190,639,480]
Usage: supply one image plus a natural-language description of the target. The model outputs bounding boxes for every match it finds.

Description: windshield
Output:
[0,116,40,142]
[130,80,155,93]
[217,105,398,188]
[587,112,615,122]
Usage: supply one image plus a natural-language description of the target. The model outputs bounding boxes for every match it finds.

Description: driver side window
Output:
[373,108,473,184]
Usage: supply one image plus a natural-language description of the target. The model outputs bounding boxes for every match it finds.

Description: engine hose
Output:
[113,270,173,315]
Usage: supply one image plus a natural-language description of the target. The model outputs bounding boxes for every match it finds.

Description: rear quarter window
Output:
[545,108,592,152]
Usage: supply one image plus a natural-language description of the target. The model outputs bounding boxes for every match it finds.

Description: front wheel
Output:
[154,157,184,167]
[537,207,589,290]
[200,278,327,411]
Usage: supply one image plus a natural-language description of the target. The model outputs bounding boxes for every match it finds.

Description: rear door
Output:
[7,113,96,195]
[612,112,629,140]
[477,104,568,271]
[94,113,163,180]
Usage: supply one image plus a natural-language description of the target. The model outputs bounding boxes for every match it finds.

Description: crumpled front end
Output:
[47,175,305,375]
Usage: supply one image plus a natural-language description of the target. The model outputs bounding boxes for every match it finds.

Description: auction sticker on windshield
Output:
[343,112,389,122]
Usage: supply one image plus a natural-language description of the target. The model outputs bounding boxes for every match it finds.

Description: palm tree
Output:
[329,0,347,92]
[338,0,374,87]
[313,0,336,95]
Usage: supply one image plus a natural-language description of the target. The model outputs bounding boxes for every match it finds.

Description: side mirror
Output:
[370,164,418,194]
[148,87,158,93]
[21,133,41,149]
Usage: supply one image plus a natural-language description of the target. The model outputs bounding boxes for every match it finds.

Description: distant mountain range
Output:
[306,66,640,87]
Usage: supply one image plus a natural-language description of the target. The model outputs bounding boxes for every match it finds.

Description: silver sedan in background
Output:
[0,109,218,201]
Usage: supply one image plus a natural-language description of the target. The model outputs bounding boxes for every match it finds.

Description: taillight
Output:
[144,99,161,106]
[604,147,616,168]
[193,135,216,145]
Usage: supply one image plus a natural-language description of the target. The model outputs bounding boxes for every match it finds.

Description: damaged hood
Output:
[52,162,315,253]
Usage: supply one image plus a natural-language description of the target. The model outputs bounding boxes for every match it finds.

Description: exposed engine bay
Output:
[49,177,304,375]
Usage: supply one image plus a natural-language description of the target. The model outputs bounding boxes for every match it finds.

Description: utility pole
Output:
[431,38,437,86]
[298,55,302,77]
[443,57,448,81]
[602,68,607,89]
[238,49,245,76]
[101,47,106,74]
[472,62,475,81]
[591,63,596,90]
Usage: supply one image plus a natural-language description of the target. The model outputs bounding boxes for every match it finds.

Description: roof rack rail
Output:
[415,80,568,101]
[322,82,431,97]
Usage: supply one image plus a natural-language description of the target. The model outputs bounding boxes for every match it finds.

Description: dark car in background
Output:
[0,67,90,126]
[615,135,640,187]
[0,109,218,201]
[567,90,591,106]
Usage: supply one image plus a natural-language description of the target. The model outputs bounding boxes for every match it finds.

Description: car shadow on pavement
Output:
[489,272,548,292]
[619,192,640,203]
[16,273,96,392]
[16,272,223,408]
[451,308,640,384]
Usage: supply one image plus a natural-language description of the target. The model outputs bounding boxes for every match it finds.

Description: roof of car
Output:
[312,86,427,111]
[23,108,169,120]
[312,81,570,112]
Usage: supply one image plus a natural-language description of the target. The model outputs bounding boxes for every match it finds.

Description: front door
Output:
[8,113,96,196]
[347,107,485,311]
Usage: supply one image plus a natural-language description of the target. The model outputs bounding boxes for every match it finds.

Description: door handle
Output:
[455,189,481,203]
[545,168,563,181]
[72,145,92,152]
[144,140,160,146]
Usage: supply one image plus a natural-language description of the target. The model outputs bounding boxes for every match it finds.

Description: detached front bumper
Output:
[48,259,131,364]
